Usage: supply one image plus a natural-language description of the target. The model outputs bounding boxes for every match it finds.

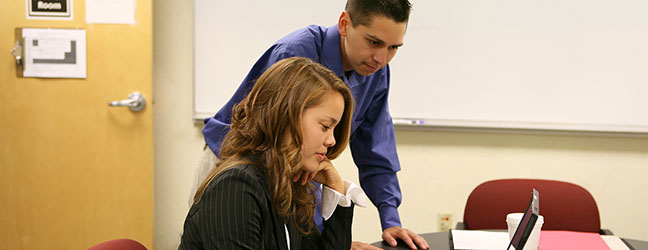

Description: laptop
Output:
[450,188,540,250]
[507,188,540,250]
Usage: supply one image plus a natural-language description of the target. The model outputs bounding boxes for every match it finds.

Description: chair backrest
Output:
[88,238,147,250]
[463,179,601,233]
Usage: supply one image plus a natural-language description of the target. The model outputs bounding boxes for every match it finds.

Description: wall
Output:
[153,0,199,249]
[153,0,648,249]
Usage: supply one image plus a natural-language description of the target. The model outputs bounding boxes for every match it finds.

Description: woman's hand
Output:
[312,159,345,194]
[292,159,345,194]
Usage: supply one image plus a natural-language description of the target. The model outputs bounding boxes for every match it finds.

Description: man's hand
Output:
[350,241,381,250]
[382,226,429,249]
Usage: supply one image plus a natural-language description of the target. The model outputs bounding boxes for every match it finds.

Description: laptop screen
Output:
[507,188,539,250]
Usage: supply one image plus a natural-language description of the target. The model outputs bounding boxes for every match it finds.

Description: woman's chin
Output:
[301,161,318,174]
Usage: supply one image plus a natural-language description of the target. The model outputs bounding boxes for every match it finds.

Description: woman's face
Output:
[300,90,345,173]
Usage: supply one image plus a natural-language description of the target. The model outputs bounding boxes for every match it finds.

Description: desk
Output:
[371,232,648,250]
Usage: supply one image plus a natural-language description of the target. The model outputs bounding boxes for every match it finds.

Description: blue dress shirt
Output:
[202,25,403,231]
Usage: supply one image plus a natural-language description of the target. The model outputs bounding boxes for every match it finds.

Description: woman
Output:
[179,57,365,250]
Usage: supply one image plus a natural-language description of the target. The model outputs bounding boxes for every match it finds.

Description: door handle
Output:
[108,92,146,112]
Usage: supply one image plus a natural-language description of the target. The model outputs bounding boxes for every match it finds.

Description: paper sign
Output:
[21,28,86,78]
[86,0,135,24]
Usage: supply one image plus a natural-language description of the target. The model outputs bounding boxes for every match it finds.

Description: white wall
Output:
[153,0,648,249]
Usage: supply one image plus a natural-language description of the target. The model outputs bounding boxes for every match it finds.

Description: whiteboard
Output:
[194,0,648,134]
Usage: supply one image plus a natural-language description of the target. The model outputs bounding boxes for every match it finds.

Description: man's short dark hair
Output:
[345,0,412,27]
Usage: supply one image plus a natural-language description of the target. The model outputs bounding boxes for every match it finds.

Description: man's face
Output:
[338,13,407,76]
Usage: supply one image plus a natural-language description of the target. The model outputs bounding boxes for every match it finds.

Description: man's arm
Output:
[349,75,402,230]
[202,45,294,156]
[349,71,429,249]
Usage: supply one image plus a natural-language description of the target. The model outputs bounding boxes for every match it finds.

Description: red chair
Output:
[456,179,611,234]
[88,238,148,250]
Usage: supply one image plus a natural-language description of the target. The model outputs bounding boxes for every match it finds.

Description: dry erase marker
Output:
[392,119,425,125]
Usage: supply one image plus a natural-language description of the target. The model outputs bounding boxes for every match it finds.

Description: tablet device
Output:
[507,188,539,250]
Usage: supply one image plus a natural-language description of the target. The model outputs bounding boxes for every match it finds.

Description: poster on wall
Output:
[26,0,72,19]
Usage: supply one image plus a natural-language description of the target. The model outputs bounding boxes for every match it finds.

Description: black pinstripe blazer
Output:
[179,164,354,250]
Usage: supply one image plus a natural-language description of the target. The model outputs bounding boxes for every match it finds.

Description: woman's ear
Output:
[338,11,350,37]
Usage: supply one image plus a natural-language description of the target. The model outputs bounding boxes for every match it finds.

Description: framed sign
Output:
[27,0,72,19]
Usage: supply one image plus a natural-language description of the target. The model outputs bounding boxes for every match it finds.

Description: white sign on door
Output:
[21,28,86,78]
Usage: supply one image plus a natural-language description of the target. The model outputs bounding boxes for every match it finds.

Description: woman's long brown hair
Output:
[193,57,354,234]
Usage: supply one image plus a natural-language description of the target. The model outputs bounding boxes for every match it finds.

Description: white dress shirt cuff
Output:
[321,180,367,221]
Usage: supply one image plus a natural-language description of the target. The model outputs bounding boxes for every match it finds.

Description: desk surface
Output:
[371,232,648,250]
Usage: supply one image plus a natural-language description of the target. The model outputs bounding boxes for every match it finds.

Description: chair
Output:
[88,238,148,250]
[456,179,611,234]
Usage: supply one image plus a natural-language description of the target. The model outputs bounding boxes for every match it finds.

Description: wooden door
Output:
[0,1,153,249]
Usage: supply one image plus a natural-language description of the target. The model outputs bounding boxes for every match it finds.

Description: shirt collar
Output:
[321,25,345,78]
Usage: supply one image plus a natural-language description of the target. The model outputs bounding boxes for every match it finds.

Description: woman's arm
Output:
[298,204,354,250]
[321,204,354,249]
[305,160,357,250]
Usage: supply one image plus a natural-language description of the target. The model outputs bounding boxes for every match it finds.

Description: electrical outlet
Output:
[437,213,452,232]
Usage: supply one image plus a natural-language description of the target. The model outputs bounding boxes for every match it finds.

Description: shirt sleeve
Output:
[321,180,367,220]
[318,204,355,250]
[349,68,403,230]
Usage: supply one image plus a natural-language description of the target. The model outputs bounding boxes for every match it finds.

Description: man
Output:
[197,0,428,249]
